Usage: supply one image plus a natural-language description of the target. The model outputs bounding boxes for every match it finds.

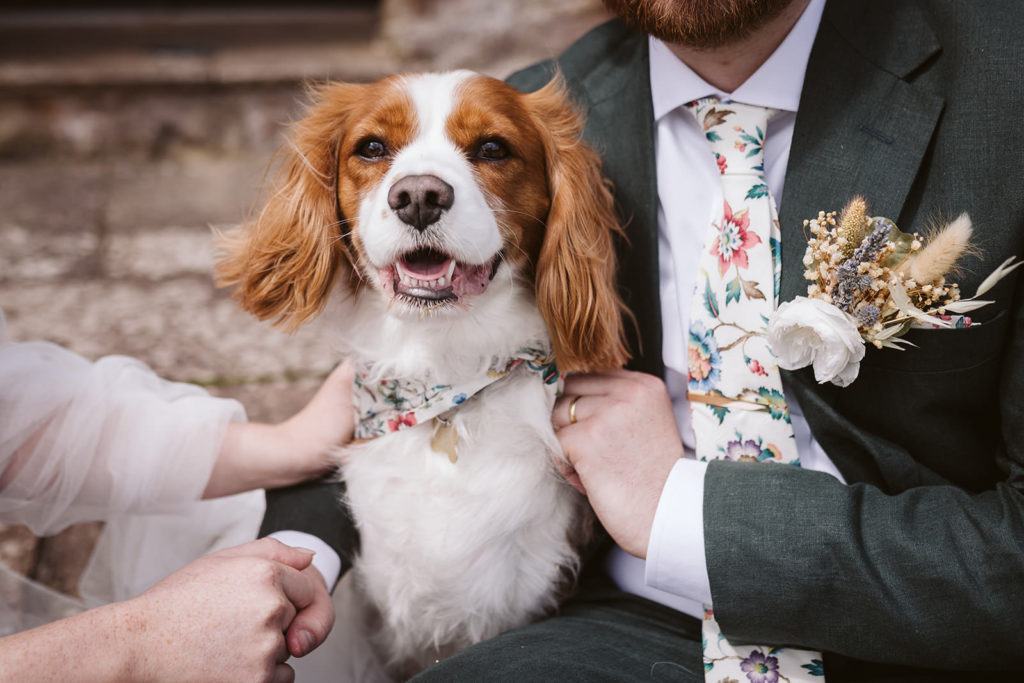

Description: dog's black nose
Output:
[387,175,455,232]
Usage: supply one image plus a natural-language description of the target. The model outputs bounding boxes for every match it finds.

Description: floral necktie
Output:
[684,98,824,682]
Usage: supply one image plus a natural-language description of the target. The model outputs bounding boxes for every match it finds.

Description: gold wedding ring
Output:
[568,395,581,424]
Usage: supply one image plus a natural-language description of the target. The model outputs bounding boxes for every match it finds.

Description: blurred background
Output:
[0,0,608,603]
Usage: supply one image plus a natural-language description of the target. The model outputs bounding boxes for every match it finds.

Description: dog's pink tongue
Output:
[399,256,452,281]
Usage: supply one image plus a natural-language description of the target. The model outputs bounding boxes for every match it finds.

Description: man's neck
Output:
[665,0,811,93]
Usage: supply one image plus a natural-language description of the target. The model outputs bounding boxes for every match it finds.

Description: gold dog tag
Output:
[430,414,459,464]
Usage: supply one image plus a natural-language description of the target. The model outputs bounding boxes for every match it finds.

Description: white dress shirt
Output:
[604,0,845,619]
[278,0,845,613]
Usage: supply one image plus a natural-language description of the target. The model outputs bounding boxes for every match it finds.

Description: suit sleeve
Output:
[259,478,359,583]
[703,273,1024,669]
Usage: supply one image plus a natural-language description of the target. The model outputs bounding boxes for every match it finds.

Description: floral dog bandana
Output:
[352,348,560,463]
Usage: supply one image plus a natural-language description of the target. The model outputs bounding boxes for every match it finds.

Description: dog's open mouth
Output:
[379,247,499,307]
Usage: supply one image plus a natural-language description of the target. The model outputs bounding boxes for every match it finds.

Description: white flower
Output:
[767,296,866,387]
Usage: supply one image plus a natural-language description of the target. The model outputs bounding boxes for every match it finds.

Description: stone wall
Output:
[0,0,609,599]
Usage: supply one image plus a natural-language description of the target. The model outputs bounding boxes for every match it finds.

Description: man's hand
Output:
[123,537,335,681]
[0,538,335,682]
[553,370,684,558]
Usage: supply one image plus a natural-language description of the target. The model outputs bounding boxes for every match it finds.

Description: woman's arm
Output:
[203,362,354,499]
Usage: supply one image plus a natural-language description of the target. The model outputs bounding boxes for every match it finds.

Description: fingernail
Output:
[298,629,315,655]
[293,547,316,556]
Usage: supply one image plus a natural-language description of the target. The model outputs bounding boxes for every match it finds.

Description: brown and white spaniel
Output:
[218,70,628,677]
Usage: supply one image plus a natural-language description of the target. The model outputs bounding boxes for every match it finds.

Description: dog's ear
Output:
[216,82,364,330]
[526,74,630,372]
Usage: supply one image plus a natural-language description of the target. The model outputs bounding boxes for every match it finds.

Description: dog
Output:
[217,70,628,677]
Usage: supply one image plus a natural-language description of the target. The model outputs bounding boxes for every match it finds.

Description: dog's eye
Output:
[475,139,509,161]
[357,138,388,160]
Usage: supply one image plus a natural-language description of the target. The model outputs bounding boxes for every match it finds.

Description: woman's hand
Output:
[203,361,355,498]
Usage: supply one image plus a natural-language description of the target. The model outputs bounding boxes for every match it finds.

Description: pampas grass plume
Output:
[905,213,973,284]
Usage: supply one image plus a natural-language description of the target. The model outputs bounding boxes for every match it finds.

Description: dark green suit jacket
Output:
[262,1,1024,678]
[507,0,1024,677]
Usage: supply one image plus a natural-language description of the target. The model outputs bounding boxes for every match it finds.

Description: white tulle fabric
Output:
[0,319,242,533]
[0,309,263,633]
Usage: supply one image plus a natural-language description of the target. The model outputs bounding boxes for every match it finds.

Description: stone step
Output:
[0,84,308,162]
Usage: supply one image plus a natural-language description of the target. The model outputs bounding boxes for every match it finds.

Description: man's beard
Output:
[602,0,798,48]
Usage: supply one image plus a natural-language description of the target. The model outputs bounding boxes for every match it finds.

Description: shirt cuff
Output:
[644,457,713,605]
[268,530,342,589]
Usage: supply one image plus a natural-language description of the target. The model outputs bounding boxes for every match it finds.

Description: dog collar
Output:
[351,348,560,462]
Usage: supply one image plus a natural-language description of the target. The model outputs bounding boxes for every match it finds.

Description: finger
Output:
[552,394,580,429]
[317,360,356,409]
[552,454,587,495]
[215,538,316,572]
[330,358,355,382]
[553,393,614,430]
[564,469,587,495]
[338,359,356,384]
[286,569,335,657]
[561,369,633,395]
[312,360,356,410]
[271,663,296,683]
[272,629,292,664]
[278,564,319,613]
[551,448,573,478]
[553,434,589,495]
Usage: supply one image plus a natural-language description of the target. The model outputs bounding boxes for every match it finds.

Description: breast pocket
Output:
[858,310,1010,375]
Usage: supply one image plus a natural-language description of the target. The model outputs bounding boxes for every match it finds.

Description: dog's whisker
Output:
[491,207,547,228]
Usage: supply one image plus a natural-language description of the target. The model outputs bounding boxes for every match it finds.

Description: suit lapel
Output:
[778,0,944,304]
[779,0,949,480]
[576,31,664,375]
[567,2,945,373]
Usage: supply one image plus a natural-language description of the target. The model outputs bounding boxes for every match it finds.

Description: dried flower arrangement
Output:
[767,197,1020,386]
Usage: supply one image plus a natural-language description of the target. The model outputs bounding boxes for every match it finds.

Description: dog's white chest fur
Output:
[341,363,584,670]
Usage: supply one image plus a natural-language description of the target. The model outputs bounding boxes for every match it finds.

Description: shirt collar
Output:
[649,0,825,120]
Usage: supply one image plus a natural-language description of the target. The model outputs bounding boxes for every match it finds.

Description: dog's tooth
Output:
[437,276,447,287]
[446,260,456,280]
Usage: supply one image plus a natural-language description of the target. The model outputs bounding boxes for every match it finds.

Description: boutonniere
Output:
[767,197,1020,387]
